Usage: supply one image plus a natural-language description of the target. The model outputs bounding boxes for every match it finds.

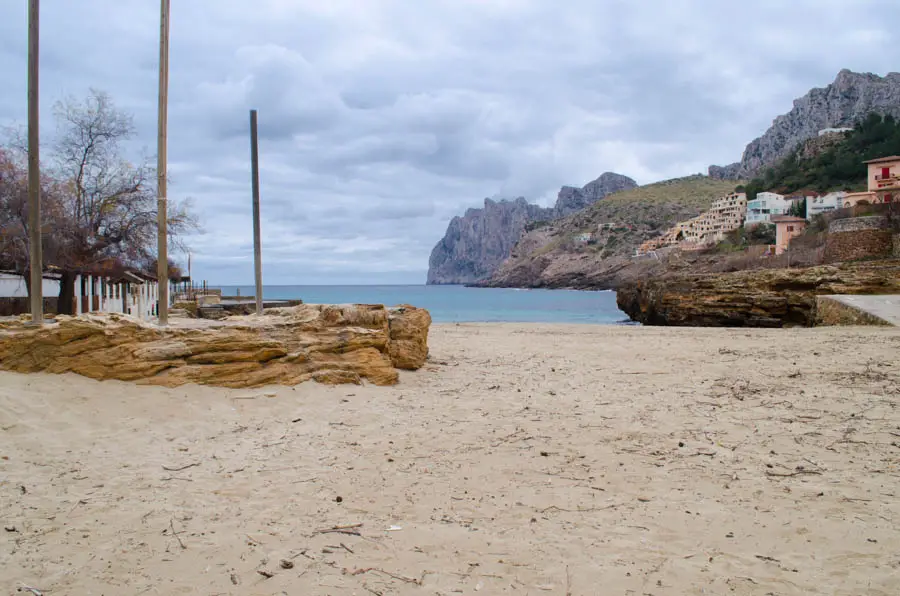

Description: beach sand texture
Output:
[1,324,898,595]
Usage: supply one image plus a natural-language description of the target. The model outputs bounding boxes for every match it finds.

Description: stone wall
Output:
[824,216,893,263]
[815,296,892,326]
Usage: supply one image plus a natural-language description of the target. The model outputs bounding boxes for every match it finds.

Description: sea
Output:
[212,285,627,325]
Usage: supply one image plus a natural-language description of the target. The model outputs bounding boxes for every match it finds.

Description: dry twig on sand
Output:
[162,462,200,472]
[315,523,363,536]
[169,518,187,549]
[346,567,422,585]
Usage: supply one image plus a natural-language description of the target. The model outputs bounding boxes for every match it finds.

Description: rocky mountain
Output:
[480,176,740,289]
[427,172,636,285]
[553,172,637,218]
[710,69,900,180]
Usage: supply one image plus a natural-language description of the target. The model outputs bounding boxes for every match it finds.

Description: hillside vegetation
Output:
[483,176,742,288]
[745,113,900,199]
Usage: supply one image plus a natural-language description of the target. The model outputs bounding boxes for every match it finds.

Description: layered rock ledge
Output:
[616,260,900,327]
[0,304,431,388]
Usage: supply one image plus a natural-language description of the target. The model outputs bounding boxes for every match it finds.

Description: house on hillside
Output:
[635,192,747,254]
[744,192,795,226]
[807,191,846,218]
[770,215,808,255]
[844,155,899,207]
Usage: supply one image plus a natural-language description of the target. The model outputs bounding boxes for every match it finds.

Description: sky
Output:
[0,1,897,285]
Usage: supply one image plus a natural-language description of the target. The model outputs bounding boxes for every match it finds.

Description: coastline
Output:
[2,322,898,594]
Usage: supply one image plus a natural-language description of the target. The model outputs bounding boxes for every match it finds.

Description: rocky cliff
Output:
[481,176,740,289]
[616,260,900,327]
[710,69,900,180]
[553,172,638,218]
[427,173,636,284]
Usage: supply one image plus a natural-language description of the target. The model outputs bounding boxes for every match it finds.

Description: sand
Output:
[1,323,899,595]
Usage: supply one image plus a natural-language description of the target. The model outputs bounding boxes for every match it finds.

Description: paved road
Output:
[823,294,900,326]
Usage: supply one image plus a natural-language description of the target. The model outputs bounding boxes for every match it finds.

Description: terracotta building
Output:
[770,215,808,255]
[843,155,899,207]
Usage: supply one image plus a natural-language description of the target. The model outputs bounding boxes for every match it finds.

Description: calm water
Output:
[213,285,625,324]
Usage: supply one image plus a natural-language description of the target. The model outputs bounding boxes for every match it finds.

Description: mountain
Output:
[710,69,900,180]
[482,176,741,289]
[553,172,638,218]
[426,172,636,285]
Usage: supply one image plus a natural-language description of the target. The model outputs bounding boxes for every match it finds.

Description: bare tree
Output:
[1,90,197,313]
[49,90,197,313]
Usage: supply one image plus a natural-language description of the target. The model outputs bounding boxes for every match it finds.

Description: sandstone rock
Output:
[616,260,900,327]
[709,69,900,179]
[0,303,431,388]
[427,173,636,285]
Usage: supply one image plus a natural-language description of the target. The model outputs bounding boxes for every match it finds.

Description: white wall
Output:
[0,273,60,298]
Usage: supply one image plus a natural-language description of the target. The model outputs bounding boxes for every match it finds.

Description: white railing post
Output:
[86,275,93,314]
[74,275,82,315]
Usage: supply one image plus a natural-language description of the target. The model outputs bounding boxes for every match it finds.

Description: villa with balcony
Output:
[843,155,899,207]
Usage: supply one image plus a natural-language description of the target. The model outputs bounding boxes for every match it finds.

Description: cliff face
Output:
[482,176,741,289]
[616,260,900,327]
[427,173,636,284]
[427,197,552,285]
[553,172,638,218]
[709,69,900,180]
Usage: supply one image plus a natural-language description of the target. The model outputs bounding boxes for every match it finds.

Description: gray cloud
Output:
[1,0,898,283]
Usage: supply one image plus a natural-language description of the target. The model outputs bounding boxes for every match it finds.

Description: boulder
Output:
[0,303,431,388]
[616,260,900,327]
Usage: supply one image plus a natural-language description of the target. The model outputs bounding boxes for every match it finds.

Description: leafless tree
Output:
[1,90,198,313]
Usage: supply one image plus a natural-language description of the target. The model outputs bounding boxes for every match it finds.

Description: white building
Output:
[818,127,853,136]
[744,192,797,226]
[806,191,846,218]
[0,272,60,298]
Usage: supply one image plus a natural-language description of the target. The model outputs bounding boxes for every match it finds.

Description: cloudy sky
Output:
[0,1,897,284]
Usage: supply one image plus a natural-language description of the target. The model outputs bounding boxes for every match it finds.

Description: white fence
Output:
[0,272,166,321]
[74,275,160,321]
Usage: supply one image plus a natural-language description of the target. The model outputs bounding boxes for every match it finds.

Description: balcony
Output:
[874,174,899,189]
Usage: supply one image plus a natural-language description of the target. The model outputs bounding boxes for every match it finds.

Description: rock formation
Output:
[616,260,900,327]
[427,173,636,284]
[553,172,638,218]
[709,69,900,179]
[0,304,431,388]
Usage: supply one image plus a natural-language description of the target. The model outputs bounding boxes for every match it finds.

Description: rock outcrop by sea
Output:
[427,173,636,285]
[0,304,431,387]
[710,69,900,179]
[616,260,900,327]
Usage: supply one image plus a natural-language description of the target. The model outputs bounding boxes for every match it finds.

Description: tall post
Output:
[250,109,263,316]
[26,0,44,325]
[156,0,170,325]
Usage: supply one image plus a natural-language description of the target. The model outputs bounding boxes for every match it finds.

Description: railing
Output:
[73,274,162,321]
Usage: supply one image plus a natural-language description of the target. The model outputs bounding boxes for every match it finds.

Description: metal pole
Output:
[250,109,263,316]
[26,0,44,325]
[156,0,170,325]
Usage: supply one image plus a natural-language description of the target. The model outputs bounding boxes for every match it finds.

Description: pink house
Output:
[770,215,808,255]
[844,155,900,207]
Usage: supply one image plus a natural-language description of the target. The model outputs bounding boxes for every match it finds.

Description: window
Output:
[787,226,794,232]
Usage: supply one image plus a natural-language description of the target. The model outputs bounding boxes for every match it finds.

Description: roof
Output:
[769,215,808,223]
[863,155,900,165]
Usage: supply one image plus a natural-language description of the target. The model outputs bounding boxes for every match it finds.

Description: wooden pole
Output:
[156,0,170,325]
[26,0,44,325]
[250,109,263,316]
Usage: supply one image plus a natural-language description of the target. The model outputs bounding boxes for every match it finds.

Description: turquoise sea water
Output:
[213,285,626,324]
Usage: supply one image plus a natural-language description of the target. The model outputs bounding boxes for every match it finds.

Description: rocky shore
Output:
[0,303,431,387]
[616,260,900,327]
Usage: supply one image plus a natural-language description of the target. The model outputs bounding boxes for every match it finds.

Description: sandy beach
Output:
[1,323,899,595]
